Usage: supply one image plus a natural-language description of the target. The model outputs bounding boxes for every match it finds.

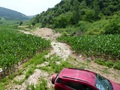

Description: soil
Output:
[6,28,120,90]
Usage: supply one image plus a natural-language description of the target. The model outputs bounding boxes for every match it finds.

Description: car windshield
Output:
[96,74,112,90]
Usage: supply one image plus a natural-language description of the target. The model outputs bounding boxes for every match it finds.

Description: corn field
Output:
[0,26,50,77]
[58,35,120,60]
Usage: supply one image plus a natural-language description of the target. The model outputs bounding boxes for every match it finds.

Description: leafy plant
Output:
[104,19,120,34]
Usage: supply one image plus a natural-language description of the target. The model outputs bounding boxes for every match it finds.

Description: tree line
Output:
[30,0,120,34]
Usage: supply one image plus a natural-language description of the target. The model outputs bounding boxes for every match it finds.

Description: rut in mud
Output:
[6,28,120,90]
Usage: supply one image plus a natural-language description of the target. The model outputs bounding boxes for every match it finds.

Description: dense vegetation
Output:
[0,7,29,20]
[0,26,50,77]
[30,0,120,35]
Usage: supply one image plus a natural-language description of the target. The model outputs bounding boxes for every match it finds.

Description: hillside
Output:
[30,0,120,34]
[0,7,29,20]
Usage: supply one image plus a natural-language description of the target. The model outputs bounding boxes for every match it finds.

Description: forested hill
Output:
[0,7,29,20]
[30,0,120,29]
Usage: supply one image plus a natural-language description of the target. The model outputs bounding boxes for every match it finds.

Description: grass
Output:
[0,83,4,90]
[95,59,120,70]
[23,51,48,68]
[15,51,49,84]
[25,66,35,79]
[13,78,25,85]
[39,54,73,73]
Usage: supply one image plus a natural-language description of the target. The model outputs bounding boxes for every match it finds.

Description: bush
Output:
[83,9,95,22]
[85,19,109,35]
[105,61,114,68]
[105,21,120,34]
[114,61,120,70]
[104,16,120,34]
[53,13,71,28]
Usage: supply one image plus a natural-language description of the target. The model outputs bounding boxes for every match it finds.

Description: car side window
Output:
[65,81,94,90]
[66,81,79,90]
[56,78,63,84]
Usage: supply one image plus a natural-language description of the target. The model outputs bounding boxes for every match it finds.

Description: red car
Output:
[51,68,120,90]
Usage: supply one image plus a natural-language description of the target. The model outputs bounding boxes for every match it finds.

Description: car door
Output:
[65,80,95,90]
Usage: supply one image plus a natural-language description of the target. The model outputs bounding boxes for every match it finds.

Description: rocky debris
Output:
[7,69,50,90]
[51,41,71,60]
[14,75,25,82]
[0,68,2,73]
[19,30,33,35]
[20,69,44,90]
[32,28,54,40]
[37,62,49,67]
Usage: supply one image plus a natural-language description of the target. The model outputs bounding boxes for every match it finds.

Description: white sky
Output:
[0,0,61,16]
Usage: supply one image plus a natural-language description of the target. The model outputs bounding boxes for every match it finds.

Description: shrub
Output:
[114,61,120,70]
[83,9,95,22]
[104,17,120,34]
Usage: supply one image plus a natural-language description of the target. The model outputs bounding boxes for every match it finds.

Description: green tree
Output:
[83,9,95,22]
[71,0,81,24]
[19,21,23,26]
[93,0,100,19]
[53,14,70,28]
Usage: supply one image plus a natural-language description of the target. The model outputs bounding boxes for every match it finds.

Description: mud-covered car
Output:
[51,68,120,90]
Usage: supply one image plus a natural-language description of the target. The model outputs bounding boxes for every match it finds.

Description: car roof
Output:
[59,68,96,86]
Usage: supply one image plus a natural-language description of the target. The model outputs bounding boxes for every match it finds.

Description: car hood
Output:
[111,81,120,90]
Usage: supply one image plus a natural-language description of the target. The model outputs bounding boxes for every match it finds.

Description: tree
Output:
[85,0,92,6]
[31,22,35,26]
[19,21,23,26]
[83,9,95,22]
[93,0,100,19]
[71,0,81,24]
[53,14,70,28]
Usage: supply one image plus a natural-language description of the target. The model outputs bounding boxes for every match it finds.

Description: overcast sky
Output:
[0,0,61,16]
